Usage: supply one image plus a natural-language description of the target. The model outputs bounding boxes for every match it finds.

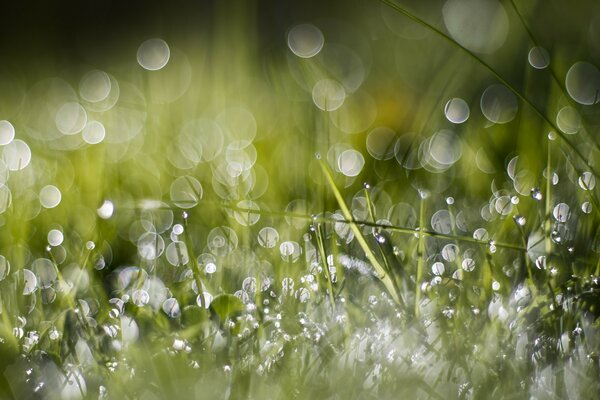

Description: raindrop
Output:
[462,258,475,272]
[137,38,170,71]
[530,188,542,201]
[582,201,592,214]
[97,200,114,219]
[578,172,596,190]
[553,203,570,222]
[513,215,526,226]
[444,98,470,123]
[132,289,149,307]
[431,262,445,276]
[287,24,324,58]
[441,244,458,262]
[22,269,38,295]
[162,297,181,318]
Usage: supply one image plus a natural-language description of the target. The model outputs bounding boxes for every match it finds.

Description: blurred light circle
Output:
[170,176,203,209]
[0,120,15,145]
[0,186,11,214]
[442,0,509,54]
[579,172,596,190]
[258,227,279,248]
[97,200,114,219]
[556,106,581,134]
[431,209,452,234]
[565,62,600,105]
[428,129,462,166]
[55,102,87,135]
[234,200,260,226]
[137,38,170,71]
[165,241,189,266]
[39,185,61,208]
[337,149,365,177]
[137,232,165,260]
[287,24,324,58]
[47,229,64,246]
[366,126,397,160]
[480,84,518,124]
[444,98,470,124]
[32,258,57,289]
[207,226,238,256]
[312,79,346,111]
[331,92,377,134]
[528,47,550,69]
[79,70,112,103]
[22,269,38,295]
[82,120,106,144]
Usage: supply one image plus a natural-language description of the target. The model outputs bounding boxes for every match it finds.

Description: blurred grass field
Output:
[1,0,600,398]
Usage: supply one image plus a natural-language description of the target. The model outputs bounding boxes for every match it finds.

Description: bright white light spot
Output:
[48,229,64,246]
[97,200,114,219]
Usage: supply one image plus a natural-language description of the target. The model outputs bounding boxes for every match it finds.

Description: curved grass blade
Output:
[319,159,404,307]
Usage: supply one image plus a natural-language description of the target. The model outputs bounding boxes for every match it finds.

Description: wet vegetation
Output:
[0,0,600,398]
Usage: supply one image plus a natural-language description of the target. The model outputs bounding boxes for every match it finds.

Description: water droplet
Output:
[97,200,114,219]
[431,262,445,276]
[582,201,592,214]
[446,196,455,205]
[512,215,525,227]
[462,258,475,272]
[578,172,596,190]
[530,188,542,201]
[553,203,570,222]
